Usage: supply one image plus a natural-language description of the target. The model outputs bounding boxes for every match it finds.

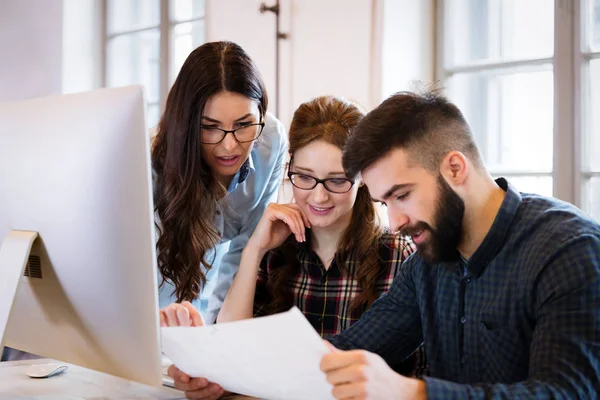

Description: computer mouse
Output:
[25,363,68,379]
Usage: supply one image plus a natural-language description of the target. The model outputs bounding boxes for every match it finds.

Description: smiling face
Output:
[200,91,261,186]
[362,148,465,263]
[289,140,359,230]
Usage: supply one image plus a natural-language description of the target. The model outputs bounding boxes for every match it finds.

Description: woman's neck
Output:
[215,173,234,192]
[310,211,352,269]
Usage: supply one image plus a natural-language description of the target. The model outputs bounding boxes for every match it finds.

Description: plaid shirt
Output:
[253,232,427,376]
[329,178,600,399]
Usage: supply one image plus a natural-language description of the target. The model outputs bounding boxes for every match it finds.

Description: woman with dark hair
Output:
[161,96,427,400]
[153,41,287,323]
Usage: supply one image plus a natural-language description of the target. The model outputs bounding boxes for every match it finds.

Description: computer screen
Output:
[0,86,163,386]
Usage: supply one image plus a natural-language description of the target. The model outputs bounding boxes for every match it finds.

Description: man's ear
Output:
[440,151,469,186]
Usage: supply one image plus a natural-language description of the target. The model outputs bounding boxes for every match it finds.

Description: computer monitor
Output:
[0,86,163,387]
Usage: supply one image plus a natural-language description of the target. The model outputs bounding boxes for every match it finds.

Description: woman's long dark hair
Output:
[263,96,384,315]
[152,41,268,302]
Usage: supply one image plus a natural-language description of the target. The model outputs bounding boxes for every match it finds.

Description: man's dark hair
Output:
[342,87,483,179]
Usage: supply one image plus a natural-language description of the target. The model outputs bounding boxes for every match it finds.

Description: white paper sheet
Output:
[160,307,335,400]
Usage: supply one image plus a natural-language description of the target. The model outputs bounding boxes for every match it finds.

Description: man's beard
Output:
[400,175,465,263]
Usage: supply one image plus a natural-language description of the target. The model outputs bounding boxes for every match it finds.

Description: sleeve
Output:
[327,255,424,368]
[386,234,427,377]
[424,234,600,399]
[203,119,288,323]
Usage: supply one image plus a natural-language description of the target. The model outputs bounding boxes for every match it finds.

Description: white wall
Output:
[206,0,377,128]
[381,0,435,99]
[205,0,277,116]
[205,0,434,128]
[0,0,102,102]
[285,0,375,124]
[62,0,103,94]
[0,0,63,102]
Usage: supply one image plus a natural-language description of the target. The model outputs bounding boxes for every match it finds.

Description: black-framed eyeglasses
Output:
[200,120,265,144]
[288,171,355,194]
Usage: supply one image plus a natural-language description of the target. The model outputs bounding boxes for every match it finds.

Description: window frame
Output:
[581,0,600,191]
[101,0,206,121]
[435,0,595,212]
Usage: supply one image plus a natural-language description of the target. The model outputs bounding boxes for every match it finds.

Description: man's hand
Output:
[168,364,229,400]
[320,345,426,400]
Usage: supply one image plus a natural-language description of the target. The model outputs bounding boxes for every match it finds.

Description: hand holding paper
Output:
[168,364,227,399]
[160,301,205,327]
[161,307,335,400]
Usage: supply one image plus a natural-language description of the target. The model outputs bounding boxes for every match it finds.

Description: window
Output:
[104,0,205,128]
[440,0,554,197]
[439,0,600,221]
[582,0,600,220]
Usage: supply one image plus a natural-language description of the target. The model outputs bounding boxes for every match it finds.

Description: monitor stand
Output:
[0,230,39,354]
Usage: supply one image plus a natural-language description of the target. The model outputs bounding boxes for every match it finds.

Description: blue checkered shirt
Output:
[328,178,600,399]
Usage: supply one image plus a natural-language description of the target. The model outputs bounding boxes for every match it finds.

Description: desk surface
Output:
[0,358,256,399]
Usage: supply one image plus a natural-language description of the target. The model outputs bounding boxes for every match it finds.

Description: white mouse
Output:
[25,363,68,379]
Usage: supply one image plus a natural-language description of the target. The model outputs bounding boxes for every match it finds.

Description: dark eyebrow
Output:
[375,183,414,202]
[201,113,255,124]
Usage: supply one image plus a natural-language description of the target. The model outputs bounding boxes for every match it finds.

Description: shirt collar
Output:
[226,152,256,193]
[295,238,311,274]
[465,177,522,277]
[293,233,324,274]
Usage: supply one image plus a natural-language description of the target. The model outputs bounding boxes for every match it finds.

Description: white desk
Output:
[0,358,256,399]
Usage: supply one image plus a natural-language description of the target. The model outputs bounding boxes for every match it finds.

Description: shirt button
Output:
[460,356,467,364]
[465,278,472,284]
[215,210,221,215]
[461,316,467,324]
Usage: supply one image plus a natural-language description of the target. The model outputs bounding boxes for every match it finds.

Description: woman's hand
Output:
[247,203,310,255]
[218,204,308,323]
[161,303,226,399]
[160,301,205,327]
[168,364,229,400]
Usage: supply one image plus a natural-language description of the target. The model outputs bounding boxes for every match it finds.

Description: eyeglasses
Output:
[288,171,355,194]
[200,120,265,144]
